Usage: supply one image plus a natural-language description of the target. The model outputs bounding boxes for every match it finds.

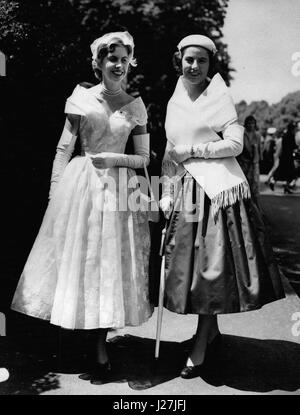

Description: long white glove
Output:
[49,127,77,199]
[169,122,244,164]
[91,133,150,169]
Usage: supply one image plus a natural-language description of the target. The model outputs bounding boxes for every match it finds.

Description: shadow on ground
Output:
[195,334,300,393]
[1,311,88,395]
[107,334,300,393]
[0,336,60,395]
[2,322,300,394]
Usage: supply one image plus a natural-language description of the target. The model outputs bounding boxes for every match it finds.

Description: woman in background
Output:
[237,115,261,205]
[265,122,297,193]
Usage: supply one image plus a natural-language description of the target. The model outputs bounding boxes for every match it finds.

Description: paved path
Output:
[260,175,300,296]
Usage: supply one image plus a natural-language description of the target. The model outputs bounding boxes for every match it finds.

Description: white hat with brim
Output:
[177,35,217,55]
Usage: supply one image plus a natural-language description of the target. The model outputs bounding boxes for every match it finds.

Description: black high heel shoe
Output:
[79,361,112,383]
[180,363,203,379]
[180,334,222,379]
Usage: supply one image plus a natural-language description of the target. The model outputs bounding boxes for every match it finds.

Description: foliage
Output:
[0,0,231,157]
[236,91,300,135]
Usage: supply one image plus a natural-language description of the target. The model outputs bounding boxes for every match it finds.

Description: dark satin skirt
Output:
[164,174,285,315]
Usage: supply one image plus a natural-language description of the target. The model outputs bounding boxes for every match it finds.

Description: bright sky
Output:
[223,0,300,104]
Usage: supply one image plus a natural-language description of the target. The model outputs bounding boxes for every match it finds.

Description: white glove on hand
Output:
[159,195,174,219]
[169,144,192,164]
[91,153,119,169]
[49,124,77,200]
[168,122,244,162]
[91,134,150,170]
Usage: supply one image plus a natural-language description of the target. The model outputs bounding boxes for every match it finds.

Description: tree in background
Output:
[0,0,232,156]
[236,91,300,136]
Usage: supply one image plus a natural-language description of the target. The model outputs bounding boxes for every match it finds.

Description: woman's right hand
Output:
[169,144,192,163]
[91,153,118,169]
[159,195,174,219]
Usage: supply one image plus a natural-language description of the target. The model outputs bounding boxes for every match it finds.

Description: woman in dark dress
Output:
[237,115,261,205]
[160,34,285,379]
[272,122,297,193]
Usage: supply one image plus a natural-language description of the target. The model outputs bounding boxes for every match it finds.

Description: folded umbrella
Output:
[155,225,167,359]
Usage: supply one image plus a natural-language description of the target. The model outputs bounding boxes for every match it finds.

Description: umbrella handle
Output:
[155,254,166,359]
[159,227,166,256]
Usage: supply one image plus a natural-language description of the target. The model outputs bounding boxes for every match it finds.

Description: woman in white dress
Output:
[11,31,153,383]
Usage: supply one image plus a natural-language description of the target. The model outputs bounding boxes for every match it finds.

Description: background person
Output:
[237,115,261,204]
[262,127,277,174]
[266,121,297,193]
[295,121,300,148]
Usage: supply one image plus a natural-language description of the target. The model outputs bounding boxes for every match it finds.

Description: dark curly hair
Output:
[244,115,257,130]
[92,41,133,81]
[172,46,217,78]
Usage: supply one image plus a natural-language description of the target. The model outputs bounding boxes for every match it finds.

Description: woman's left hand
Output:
[169,145,192,163]
[91,153,118,169]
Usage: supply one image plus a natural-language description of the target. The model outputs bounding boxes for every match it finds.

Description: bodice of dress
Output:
[64,84,148,155]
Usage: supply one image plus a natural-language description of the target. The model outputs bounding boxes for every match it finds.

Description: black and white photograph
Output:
[0,0,300,400]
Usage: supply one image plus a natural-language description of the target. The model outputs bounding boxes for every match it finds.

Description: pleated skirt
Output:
[164,173,285,314]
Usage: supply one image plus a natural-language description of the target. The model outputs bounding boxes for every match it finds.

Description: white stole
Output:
[165,73,250,219]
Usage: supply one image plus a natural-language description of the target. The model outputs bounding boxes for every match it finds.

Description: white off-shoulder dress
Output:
[11,84,153,329]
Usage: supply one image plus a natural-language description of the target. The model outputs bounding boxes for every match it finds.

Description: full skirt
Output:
[11,156,153,329]
[164,174,285,314]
